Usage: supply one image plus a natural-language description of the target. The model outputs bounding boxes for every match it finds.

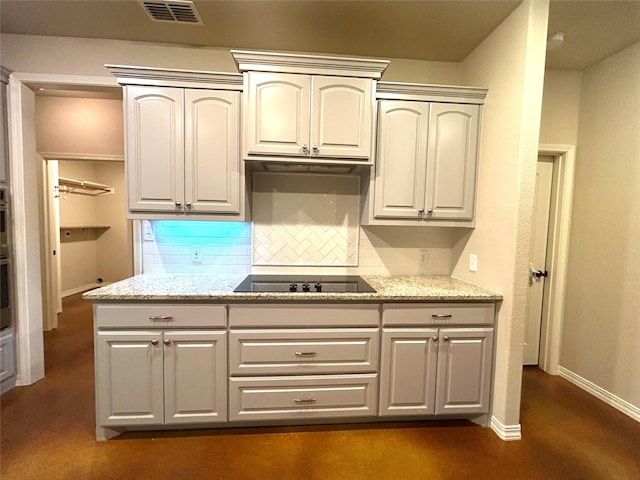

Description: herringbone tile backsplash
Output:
[252,173,359,266]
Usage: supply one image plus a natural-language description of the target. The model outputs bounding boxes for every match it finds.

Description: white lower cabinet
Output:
[380,304,495,417]
[96,329,227,427]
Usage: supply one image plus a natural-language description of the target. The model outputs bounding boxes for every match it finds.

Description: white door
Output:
[524,156,554,365]
[379,328,438,416]
[126,86,184,212]
[163,330,227,425]
[425,103,480,220]
[245,72,310,157]
[184,89,240,213]
[374,100,429,218]
[310,76,373,159]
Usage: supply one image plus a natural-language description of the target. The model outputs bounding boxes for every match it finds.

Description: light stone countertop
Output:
[83,274,502,302]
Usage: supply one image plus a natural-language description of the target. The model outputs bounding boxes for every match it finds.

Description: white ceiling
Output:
[1,1,639,72]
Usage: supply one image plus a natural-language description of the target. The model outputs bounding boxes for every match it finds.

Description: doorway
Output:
[523,144,576,374]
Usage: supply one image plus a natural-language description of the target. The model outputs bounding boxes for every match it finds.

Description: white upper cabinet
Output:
[232,50,389,165]
[125,86,242,216]
[245,72,373,160]
[365,82,487,227]
[108,65,245,219]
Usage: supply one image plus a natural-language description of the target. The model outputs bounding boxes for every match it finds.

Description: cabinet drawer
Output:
[229,329,379,375]
[229,374,378,421]
[95,304,227,328]
[383,303,494,326]
[229,304,379,327]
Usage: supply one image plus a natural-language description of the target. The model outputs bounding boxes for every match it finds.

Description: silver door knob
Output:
[151,339,159,345]
[164,339,170,346]
[431,336,439,342]
[312,146,319,154]
[175,201,181,208]
[185,202,192,209]
[443,336,450,342]
[302,145,309,154]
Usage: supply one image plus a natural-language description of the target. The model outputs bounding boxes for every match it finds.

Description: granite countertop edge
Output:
[83,274,503,302]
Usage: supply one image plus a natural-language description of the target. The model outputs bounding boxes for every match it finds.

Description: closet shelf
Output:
[58,177,114,196]
[60,226,111,230]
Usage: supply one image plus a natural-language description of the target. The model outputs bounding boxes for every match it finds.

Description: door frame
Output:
[7,72,119,385]
[536,144,576,375]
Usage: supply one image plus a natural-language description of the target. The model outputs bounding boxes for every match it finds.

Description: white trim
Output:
[490,416,522,441]
[105,65,243,90]
[376,81,488,104]
[536,144,576,375]
[231,50,389,78]
[39,152,124,163]
[62,283,106,298]
[7,72,125,385]
[558,366,640,422]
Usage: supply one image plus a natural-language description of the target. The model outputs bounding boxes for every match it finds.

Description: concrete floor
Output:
[1,294,639,479]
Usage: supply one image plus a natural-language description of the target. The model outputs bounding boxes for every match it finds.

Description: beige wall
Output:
[561,41,640,408]
[539,69,582,145]
[57,160,132,293]
[0,33,462,86]
[455,0,549,428]
[35,96,124,157]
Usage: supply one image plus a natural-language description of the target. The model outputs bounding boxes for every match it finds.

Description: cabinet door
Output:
[425,103,480,220]
[184,90,241,213]
[0,331,16,383]
[164,330,227,424]
[96,331,164,426]
[379,328,438,416]
[245,72,310,157]
[126,86,184,212]
[435,327,493,415]
[374,101,429,218]
[310,76,373,159]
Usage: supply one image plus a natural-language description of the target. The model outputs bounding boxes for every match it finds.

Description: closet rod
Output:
[58,176,113,194]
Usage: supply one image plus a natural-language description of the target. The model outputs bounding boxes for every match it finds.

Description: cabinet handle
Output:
[151,339,159,346]
[149,315,173,321]
[431,336,439,342]
[302,145,309,154]
[418,209,424,216]
[175,201,181,208]
[427,208,433,215]
[185,202,192,209]
[312,146,319,155]
[431,314,452,319]
[443,336,450,342]
[294,398,316,404]
[164,339,171,346]
[294,351,317,357]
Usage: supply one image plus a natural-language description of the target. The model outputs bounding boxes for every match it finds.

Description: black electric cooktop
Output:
[233,275,376,293]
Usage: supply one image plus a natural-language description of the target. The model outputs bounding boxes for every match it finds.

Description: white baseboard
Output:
[62,282,108,298]
[490,416,522,441]
[558,366,640,422]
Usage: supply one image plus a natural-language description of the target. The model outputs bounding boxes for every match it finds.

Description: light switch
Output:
[469,254,478,272]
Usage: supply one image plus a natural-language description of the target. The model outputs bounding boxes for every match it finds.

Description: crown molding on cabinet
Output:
[376,81,488,104]
[231,50,390,79]
[105,65,244,90]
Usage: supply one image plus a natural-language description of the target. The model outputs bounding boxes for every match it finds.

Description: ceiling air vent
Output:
[141,1,203,24]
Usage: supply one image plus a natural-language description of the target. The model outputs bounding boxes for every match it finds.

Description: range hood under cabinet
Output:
[231,50,389,167]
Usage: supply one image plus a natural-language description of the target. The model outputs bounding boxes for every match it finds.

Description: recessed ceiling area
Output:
[1,1,639,71]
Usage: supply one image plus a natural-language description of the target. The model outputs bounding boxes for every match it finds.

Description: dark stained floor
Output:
[1,294,639,479]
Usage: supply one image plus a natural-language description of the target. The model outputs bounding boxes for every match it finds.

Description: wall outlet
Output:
[143,222,154,242]
[469,254,478,272]
[191,246,202,263]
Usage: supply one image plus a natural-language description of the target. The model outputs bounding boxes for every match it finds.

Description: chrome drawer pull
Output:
[431,314,452,319]
[148,315,174,321]
[294,351,317,357]
[294,398,316,404]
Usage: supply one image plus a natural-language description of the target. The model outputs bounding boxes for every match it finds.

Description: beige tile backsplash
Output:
[142,172,454,276]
